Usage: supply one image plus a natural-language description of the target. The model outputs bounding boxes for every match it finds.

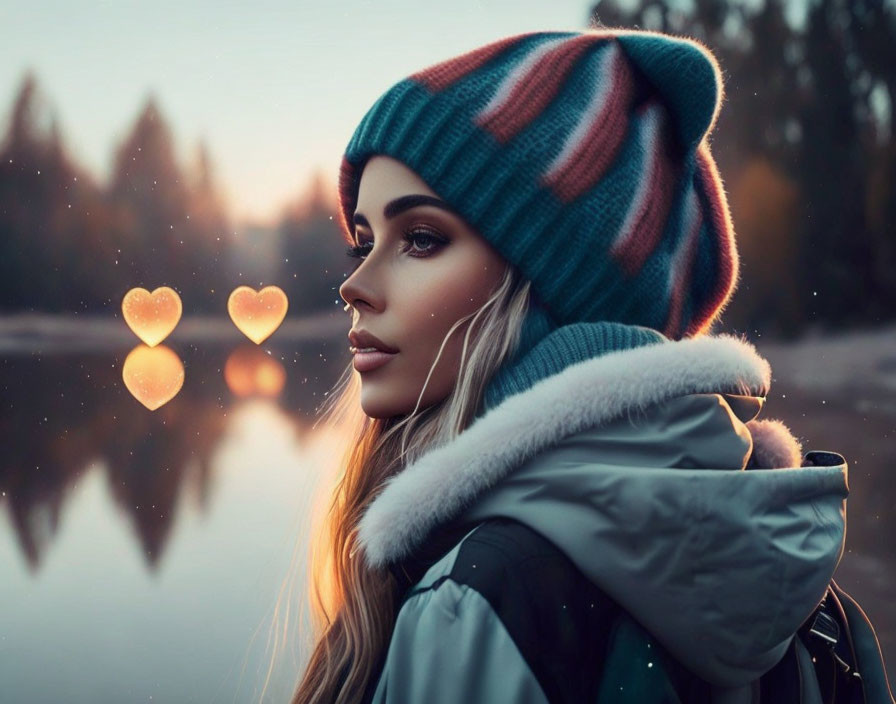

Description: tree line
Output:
[2,0,895,337]
[0,73,348,317]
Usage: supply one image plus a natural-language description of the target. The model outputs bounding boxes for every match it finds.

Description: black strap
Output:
[797,587,866,703]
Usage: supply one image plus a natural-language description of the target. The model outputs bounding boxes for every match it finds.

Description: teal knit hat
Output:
[337,28,740,411]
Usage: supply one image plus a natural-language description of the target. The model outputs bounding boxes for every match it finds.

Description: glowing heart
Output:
[122,286,182,347]
[227,285,288,344]
[122,344,185,410]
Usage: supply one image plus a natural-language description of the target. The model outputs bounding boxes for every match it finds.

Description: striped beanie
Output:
[338,27,739,344]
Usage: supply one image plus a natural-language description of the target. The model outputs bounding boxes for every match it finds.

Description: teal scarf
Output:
[479,303,669,416]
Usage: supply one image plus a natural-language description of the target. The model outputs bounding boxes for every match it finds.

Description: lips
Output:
[348,329,399,354]
[352,349,397,373]
[348,329,399,373]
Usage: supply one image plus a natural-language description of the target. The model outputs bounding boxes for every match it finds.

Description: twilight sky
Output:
[1,0,611,225]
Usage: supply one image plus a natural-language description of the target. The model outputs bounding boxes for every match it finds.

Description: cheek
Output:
[400,260,498,336]
[385,239,506,381]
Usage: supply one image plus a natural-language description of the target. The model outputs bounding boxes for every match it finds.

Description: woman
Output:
[290,27,890,704]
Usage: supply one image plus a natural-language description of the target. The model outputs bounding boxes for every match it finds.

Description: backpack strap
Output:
[797,584,866,703]
[828,579,896,704]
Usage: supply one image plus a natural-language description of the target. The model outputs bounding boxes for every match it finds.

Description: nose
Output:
[339,262,382,314]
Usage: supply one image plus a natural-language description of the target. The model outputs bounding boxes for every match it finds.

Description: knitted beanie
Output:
[337,28,740,411]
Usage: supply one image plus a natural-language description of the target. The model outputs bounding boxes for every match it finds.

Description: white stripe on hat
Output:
[475,36,571,124]
[543,43,620,180]
[668,186,702,296]
[610,104,662,258]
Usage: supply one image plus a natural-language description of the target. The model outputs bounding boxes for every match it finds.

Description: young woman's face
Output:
[339,155,507,419]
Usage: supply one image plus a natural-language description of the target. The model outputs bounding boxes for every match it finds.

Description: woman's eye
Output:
[344,228,446,264]
[345,241,372,260]
[403,229,446,256]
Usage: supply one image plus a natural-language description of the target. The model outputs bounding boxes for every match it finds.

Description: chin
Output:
[359,387,447,420]
[359,393,410,420]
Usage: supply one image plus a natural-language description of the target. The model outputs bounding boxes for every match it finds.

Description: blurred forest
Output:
[591,0,896,336]
[1,0,895,336]
[0,74,349,317]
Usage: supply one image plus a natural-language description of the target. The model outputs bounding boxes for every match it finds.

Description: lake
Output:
[2,316,894,702]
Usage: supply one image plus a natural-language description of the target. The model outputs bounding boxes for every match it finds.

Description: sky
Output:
[1,0,606,225]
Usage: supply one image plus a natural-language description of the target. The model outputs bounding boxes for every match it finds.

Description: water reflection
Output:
[119,341,292,411]
[1,326,894,700]
[224,346,288,399]
[121,344,186,410]
[0,325,351,703]
[0,330,348,574]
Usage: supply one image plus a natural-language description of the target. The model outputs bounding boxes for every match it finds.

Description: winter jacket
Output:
[353,333,885,703]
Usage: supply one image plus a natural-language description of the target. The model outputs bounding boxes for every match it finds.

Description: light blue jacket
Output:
[354,333,889,703]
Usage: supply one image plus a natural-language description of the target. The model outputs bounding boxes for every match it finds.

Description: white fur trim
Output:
[746,418,803,469]
[358,333,773,569]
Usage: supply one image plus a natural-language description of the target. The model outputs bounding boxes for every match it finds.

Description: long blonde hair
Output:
[262,259,533,704]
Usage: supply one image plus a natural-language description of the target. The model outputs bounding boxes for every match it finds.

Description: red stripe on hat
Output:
[337,156,358,244]
[475,35,595,144]
[683,144,739,337]
[410,33,532,93]
[611,104,680,277]
[544,45,636,202]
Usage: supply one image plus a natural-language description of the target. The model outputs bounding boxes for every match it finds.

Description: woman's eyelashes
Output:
[345,227,448,264]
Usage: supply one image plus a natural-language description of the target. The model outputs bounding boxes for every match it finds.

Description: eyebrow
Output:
[352,194,458,230]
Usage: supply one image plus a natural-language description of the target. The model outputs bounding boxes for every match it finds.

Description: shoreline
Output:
[0,309,348,353]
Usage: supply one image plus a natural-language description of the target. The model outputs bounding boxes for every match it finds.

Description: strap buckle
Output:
[808,608,840,645]
[805,597,856,676]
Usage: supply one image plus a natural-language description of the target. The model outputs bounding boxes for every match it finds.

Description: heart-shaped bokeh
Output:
[224,346,287,398]
[122,344,185,410]
[122,286,183,347]
[227,285,288,344]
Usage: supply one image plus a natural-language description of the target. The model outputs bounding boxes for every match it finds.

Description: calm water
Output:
[1,320,352,704]
[1,321,894,702]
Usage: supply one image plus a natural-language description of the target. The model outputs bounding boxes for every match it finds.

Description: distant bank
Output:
[0,309,347,354]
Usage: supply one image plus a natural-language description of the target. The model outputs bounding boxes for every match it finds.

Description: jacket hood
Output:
[357,332,849,689]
